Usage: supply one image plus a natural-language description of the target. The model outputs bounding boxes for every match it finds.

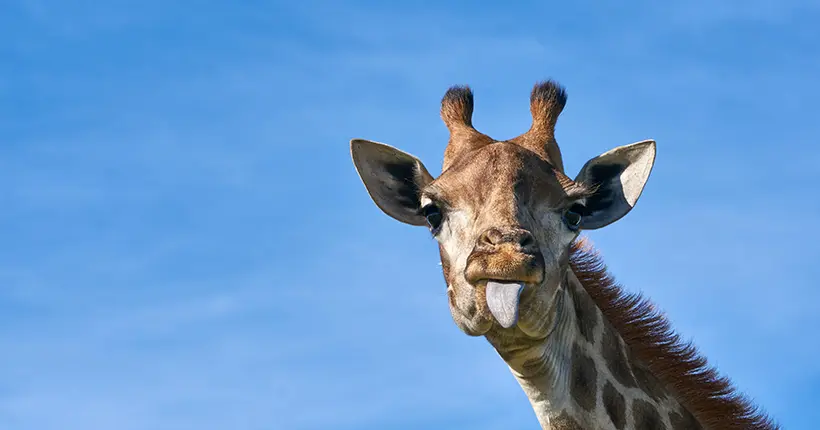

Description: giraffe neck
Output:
[485,268,701,429]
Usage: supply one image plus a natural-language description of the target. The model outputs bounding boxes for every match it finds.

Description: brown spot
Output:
[600,322,636,388]
[570,285,598,343]
[633,360,666,401]
[632,399,666,430]
[669,409,702,430]
[603,380,626,429]
[570,343,597,411]
[551,411,583,430]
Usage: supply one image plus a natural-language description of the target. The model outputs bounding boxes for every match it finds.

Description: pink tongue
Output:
[486,282,524,328]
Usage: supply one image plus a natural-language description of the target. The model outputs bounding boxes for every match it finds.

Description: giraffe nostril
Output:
[518,232,535,248]
[480,227,505,246]
[478,227,538,253]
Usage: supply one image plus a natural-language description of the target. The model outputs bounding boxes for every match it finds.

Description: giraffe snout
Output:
[476,227,539,255]
[465,226,545,285]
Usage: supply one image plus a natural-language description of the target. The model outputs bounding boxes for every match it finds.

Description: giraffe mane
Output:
[569,238,779,430]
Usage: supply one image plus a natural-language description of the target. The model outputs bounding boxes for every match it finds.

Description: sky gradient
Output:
[2,1,819,429]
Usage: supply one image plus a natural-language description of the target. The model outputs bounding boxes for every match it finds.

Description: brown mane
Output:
[569,238,779,430]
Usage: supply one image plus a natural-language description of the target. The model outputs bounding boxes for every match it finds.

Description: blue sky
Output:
[2,1,819,429]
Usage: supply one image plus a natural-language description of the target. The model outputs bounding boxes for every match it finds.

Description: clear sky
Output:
[2,1,819,429]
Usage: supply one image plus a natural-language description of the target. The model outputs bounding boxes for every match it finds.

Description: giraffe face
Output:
[351,136,655,338]
[417,142,586,337]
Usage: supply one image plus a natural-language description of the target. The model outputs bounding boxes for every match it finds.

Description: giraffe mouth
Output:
[485,281,525,329]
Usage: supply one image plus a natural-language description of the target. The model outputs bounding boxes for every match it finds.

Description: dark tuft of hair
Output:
[530,79,568,122]
[441,85,475,129]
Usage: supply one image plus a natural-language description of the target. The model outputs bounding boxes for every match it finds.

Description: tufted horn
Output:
[510,80,567,172]
[440,85,493,169]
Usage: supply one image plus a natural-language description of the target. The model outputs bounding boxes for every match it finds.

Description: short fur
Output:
[569,238,779,430]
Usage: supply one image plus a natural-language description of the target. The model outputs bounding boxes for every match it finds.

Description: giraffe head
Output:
[351,81,655,339]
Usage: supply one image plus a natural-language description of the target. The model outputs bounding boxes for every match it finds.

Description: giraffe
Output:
[350,80,778,429]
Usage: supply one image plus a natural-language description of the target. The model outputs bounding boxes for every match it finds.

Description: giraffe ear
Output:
[351,139,435,226]
[573,140,656,230]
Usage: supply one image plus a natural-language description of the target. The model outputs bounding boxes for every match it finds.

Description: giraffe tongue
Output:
[485,281,524,329]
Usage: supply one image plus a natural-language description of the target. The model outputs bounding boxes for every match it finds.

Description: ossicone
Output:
[528,80,567,134]
[509,79,568,171]
[440,85,476,131]
[440,85,493,169]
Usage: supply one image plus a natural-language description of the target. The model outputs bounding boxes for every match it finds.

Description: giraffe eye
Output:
[422,204,443,233]
[563,204,585,231]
